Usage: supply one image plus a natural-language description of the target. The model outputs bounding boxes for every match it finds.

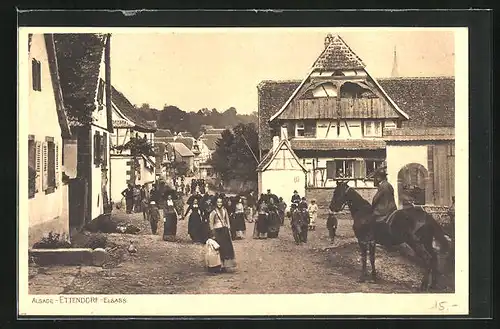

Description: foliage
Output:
[172,161,190,177]
[134,103,258,138]
[32,232,71,249]
[210,123,259,183]
[53,34,107,126]
[113,136,155,157]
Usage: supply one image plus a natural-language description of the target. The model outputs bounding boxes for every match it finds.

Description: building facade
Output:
[54,33,114,224]
[109,85,157,203]
[28,34,74,246]
[258,34,455,207]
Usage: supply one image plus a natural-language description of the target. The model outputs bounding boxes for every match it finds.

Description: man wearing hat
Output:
[291,190,301,205]
[371,167,397,224]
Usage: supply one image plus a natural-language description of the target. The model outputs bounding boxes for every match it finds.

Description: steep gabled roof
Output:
[384,127,454,141]
[199,133,222,150]
[170,142,195,157]
[256,139,307,172]
[313,35,365,70]
[111,85,157,132]
[378,77,455,128]
[53,33,106,127]
[268,35,408,123]
[175,137,195,150]
[44,34,72,139]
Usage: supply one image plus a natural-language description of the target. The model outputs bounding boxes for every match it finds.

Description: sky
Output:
[110,28,455,115]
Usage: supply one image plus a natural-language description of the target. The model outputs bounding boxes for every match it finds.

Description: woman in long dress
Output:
[231,197,246,239]
[185,198,205,243]
[163,194,181,242]
[256,202,269,239]
[266,198,281,238]
[208,197,236,271]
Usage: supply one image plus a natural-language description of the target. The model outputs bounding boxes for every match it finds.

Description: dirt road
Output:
[29,207,454,295]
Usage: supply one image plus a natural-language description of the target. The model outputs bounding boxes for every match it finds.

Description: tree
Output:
[172,161,190,177]
[210,123,259,183]
[113,136,155,157]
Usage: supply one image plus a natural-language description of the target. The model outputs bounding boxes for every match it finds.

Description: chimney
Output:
[324,33,334,49]
[280,125,288,140]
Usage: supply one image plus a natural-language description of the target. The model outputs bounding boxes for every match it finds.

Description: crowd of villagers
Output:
[122,179,339,273]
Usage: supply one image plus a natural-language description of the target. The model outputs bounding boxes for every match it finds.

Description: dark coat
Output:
[371,180,397,217]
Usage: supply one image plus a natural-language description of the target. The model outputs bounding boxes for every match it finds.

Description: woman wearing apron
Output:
[208,197,237,271]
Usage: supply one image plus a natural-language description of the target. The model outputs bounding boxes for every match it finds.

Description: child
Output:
[326,209,338,243]
[148,201,161,235]
[308,199,318,231]
[205,238,222,274]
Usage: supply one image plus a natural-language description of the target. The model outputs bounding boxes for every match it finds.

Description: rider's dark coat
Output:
[371,180,397,219]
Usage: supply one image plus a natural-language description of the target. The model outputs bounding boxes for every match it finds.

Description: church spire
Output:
[391,45,399,77]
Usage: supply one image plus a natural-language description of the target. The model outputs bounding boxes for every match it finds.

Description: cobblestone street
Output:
[29,206,454,295]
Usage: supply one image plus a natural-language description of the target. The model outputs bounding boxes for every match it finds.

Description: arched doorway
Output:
[397,163,428,206]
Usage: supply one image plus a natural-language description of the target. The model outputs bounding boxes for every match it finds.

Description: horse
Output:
[330,181,451,291]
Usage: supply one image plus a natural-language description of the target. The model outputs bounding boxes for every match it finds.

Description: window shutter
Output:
[94,132,100,166]
[35,141,42,192]
[42,142,48,190]
[326,161,336,179]
[102,133,108,166]
[32,59,37,91]
[287,123,295,138]
[55,142,60,188]
[354,160,365,179]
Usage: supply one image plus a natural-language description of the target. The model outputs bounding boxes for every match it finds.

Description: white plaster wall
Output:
[386,144,428,207]
[28,34,66,229]
[110,156,129,202]
[259,170,305,201]
[315,119,362,139]
[91,50,108,129]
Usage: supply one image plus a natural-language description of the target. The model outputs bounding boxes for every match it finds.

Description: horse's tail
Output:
[427,212,451,253]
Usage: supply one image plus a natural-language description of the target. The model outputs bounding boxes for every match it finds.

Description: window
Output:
[304,121,316,138]
[366,160,384,177]
[296,122,305,137]
[32,59,41,91]
[100,132,108,167]
[364,120,383,137]
[28,138,36,198]
[326,160,355,179]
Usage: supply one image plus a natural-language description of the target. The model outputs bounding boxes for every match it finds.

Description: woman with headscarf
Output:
[231,197,246,240]
[208,197,237,271]
[163,193,181,242]
[185,198,205,243]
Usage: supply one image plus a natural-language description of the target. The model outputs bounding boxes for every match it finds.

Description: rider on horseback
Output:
[371,168,397,223]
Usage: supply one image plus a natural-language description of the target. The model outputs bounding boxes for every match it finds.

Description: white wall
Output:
[91,50,109,129]
[110,156,130,202]
[386,144,428,207]
[315,119,362,139]
[259,170,305,201]
[28,34,68,244]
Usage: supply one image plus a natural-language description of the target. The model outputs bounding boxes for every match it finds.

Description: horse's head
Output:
[330,180,350,212]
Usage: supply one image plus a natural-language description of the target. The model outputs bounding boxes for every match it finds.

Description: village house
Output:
[256,127,308,199]
[196,131,223,178]
[168,142,195,172]
[257,34,454,206]
[109,86,157,203]
[54,33,114,226]
[154,128,174,144]
[27,34,75,246]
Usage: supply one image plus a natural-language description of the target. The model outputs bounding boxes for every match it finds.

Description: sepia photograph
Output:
[18,26,469,316]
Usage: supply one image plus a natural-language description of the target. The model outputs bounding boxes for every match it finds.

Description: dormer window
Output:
[311,82,337,98]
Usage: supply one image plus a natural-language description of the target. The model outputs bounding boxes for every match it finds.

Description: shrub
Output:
[83,233,108,249]
[32,232,71,249]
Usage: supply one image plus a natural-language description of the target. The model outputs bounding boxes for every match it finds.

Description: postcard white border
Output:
[18,26,469,316]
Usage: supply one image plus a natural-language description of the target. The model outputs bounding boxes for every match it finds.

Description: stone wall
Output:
[305,187,377,211]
